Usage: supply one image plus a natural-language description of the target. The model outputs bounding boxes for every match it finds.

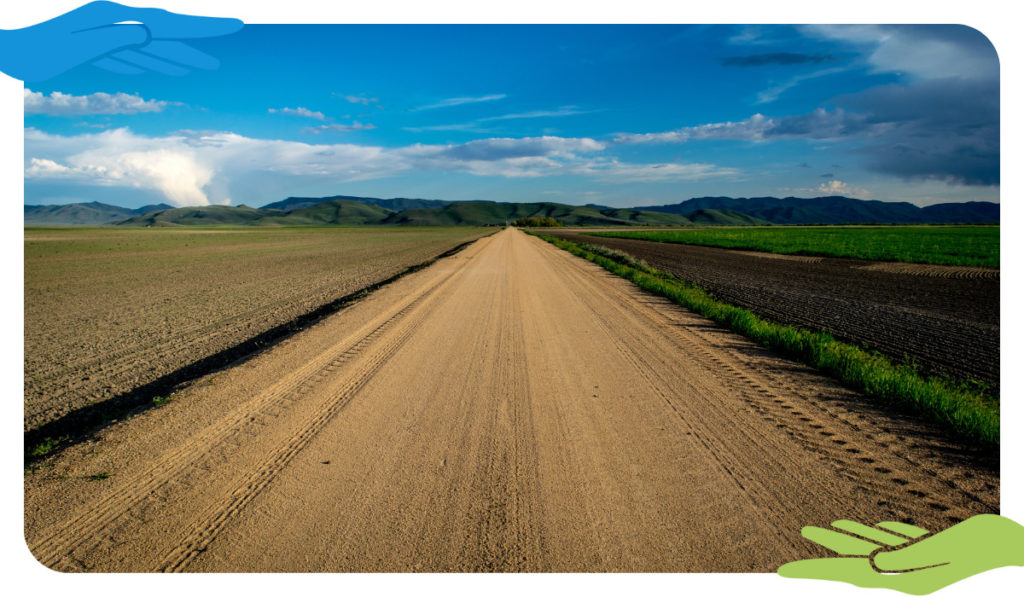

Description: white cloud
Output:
[24,89,171,115]
[614,114,776,144]
[300,122,376,134]
[801,25,998,81]
[615,109,876,145]
[478,106,593,122]
[570,159,740,183]
[268,107,326,120]
[413,94,507,111]
[339,95,380,106]
[755,67,846,104]
[25,128,740,205]
[816,179,873,198]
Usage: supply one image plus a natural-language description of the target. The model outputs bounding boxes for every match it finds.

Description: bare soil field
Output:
[24,227,491,432]
[25,228,997,572]
[546,230,999,393]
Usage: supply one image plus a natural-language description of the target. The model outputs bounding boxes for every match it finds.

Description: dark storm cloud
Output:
[721,52,837,67]
[763,108,870,138]
[837,78,999,185]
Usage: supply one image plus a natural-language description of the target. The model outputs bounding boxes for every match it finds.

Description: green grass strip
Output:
[589,225,999,268]
[532,233,999,446]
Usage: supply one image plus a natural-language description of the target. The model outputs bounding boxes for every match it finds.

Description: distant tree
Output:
[512,217,563,227]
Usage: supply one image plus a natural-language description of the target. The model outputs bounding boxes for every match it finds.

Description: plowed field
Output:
[24,227,492,432]
[546,231,999,393]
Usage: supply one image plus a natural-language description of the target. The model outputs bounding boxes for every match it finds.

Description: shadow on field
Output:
[24,237,486,465]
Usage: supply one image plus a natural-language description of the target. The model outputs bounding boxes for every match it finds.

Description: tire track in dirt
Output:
[539,241,997,518]
[25,229,998,572]
[27,238,488,571]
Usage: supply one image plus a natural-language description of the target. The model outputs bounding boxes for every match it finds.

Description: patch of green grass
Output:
[152,395,173,407]
[88,472,111,481]
[534,233,999,446]
[28,435,67,458]
[589,225,999,268]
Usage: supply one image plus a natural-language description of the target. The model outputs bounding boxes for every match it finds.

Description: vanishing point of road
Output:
[25,228,997,572]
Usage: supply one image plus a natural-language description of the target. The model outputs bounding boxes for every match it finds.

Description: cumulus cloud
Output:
[24,89,171,115]
[26,128,734,205]
[25,130,212,205]
[268,107,326,120]
[413,94,507,111]
[816,179,872,198]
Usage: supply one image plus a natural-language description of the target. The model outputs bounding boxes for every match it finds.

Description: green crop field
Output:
[589,225,999,268]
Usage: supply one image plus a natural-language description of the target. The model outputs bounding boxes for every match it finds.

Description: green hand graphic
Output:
[778,514,1024,595]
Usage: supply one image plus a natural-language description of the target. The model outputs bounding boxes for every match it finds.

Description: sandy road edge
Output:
[24,230,498,464]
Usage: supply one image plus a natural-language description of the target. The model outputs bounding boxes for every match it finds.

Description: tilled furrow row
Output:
[28,263,464,571]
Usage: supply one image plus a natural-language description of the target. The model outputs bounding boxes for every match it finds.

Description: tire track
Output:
[536,236,998,524]
[25,229,998,572]
[28,239,486,571]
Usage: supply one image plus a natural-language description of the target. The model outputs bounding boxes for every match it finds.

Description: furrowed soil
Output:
[24,227,491,432]
[25,228,997,572]
[546,230,999,393]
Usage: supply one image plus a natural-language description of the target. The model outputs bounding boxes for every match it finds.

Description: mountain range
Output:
[640,196,999,225]
[23,195,998,227]
[24,201,174,226]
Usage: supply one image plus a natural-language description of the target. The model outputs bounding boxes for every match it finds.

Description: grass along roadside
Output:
[588,226,999,268]
[532,232,998,446]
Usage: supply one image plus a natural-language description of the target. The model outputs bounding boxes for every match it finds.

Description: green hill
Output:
[685,209,770,226]
[382,201,696,226]
[118,200,395,227]
[277,200,394,225]
[115,200,697,227]
[118,205,272,226]
[25,201,172,226]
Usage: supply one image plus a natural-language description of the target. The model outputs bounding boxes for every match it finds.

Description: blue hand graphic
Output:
[0,1,242,82]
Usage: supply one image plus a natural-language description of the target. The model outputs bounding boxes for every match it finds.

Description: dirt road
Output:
[24,228,997,572]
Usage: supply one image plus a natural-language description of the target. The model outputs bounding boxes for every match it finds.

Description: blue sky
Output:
[23,23,1000,209]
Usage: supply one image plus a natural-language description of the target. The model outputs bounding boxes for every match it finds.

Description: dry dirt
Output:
[24,227,491,432]
[24,228,998,572]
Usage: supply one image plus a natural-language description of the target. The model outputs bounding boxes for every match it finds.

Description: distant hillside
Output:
[113,200,700,227]
[25,201,172,226]
[261,195,450,212]
[118,200,396,227]
[31,195,987,228]
[120,205,273,227]
[641,196,999,225]
[685,209,770,226]
[381,201,696,227]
